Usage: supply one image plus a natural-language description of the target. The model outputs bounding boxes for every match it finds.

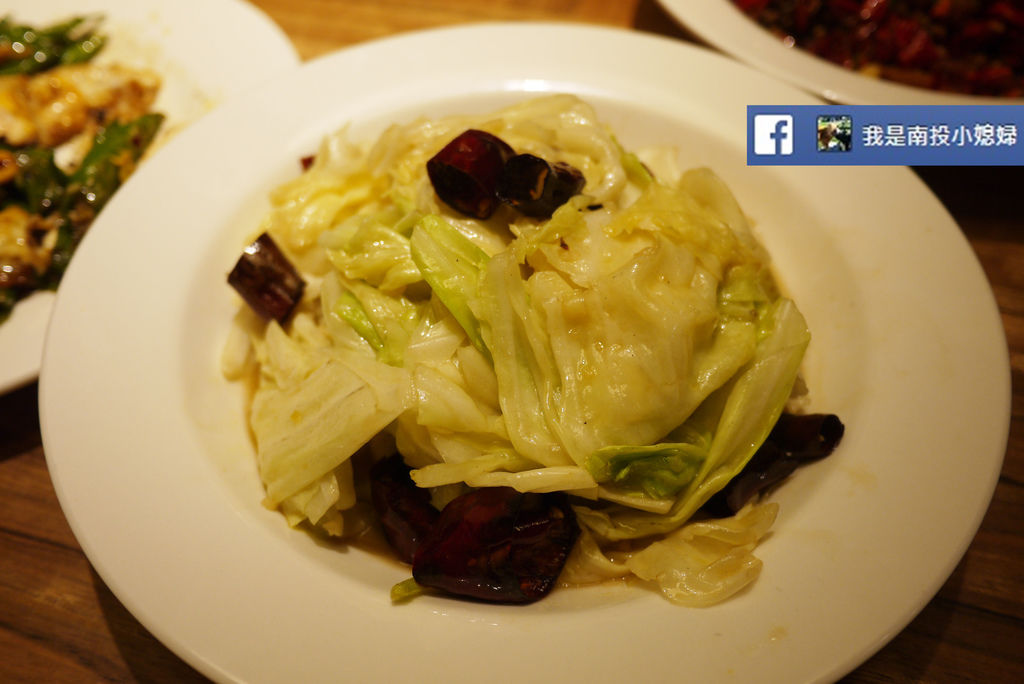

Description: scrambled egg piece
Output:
[0,61,159,169]
[0,204,57,288]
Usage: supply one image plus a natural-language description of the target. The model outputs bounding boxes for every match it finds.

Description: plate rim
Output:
[38,20,1011,684]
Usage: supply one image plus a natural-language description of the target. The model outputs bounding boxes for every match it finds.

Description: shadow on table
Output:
[92,569,211,683]
[914,166,1022,236]
[632,0,702,44]
[0,381,41,462]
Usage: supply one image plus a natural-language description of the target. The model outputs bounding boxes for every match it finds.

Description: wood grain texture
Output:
[250,0,641,59]
[1,1,1022,682]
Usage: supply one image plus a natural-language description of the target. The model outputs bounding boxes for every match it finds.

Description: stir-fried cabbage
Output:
[223,95,809,605]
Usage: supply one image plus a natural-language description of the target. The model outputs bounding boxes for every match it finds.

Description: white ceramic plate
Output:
[657,0,1024,105]
[39,23,1010,684]
[0,0,300,394]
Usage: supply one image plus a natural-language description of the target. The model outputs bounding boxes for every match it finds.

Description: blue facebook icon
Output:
[754,114,794,155]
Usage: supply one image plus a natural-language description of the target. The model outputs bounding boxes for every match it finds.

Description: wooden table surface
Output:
[1,1,1021,682]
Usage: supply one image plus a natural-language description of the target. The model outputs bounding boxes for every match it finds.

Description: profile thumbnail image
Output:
[817,115,853,152]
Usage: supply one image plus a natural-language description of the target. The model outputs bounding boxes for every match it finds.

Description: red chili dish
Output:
[731,0,1024,97]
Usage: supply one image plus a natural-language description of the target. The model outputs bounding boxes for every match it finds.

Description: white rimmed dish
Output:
[0,0,300,394]
[657,0,1024,105]
[39,22,1010,684]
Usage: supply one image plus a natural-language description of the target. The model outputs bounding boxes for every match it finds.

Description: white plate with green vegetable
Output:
[0,0,300,394]
[39,22,1010,684]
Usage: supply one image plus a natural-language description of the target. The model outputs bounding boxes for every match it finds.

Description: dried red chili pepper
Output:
[412,487,579,604]
[369,453,440,564]
[426,129,514,219]
[227,232,306,323]
[497,153,585,219]
[703,413,845,517]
